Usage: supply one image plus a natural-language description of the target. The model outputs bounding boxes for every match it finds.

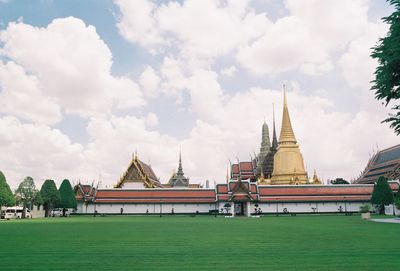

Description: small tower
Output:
[258,104,278,180]
[312,170,322,184]
[168,150,189,187]
[256,119,271,176]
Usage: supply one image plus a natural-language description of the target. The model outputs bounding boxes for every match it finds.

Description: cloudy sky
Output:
[0,0,398,188]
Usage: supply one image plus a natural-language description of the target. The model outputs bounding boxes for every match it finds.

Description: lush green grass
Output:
[0,215,399,270]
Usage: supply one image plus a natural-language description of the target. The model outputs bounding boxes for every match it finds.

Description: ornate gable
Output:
[115,155,161,188]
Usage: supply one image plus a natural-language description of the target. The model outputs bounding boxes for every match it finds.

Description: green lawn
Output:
[0,215,399,271]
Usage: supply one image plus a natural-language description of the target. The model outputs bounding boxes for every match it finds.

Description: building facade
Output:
[75,181,399,217]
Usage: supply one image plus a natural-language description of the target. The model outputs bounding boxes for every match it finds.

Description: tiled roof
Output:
[94,189,216,203]
[356,144,400,183]
[231,161,256,180]
[138,160,158,182]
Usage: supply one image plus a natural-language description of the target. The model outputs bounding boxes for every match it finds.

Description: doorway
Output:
[235,202,247,216]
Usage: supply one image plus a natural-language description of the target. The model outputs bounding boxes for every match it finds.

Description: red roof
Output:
[94,189,215,203]
[240,162,253,171]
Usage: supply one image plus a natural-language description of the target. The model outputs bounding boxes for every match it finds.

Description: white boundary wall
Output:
[77,201,368,215]
[77,202,216,214]
[217,201,367,215]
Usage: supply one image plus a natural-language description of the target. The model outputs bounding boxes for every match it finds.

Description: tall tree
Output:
[40,179,60,217]
[32,191,43,210]
[15,176,37,218]
[59,179,77,216]
[371,0,400,134]
[0,171,15,211]
[371,176,394,214]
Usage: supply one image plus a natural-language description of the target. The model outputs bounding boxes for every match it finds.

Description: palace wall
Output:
[78,202,216,215]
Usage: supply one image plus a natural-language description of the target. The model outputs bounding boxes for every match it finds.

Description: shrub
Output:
[359,204,372,213]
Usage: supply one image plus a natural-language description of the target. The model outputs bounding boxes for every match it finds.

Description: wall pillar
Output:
[246,202,251,217]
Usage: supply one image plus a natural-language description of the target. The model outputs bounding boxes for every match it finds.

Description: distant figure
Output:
[120,208,124,215]
[171,208,175,215]
[146,209,149,215]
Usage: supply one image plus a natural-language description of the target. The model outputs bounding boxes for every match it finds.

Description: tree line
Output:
[0,170,77,218]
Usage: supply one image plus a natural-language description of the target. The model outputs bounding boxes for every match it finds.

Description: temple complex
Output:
[74,85,400,217]
[230,88,315,185]
[271,89,309,185]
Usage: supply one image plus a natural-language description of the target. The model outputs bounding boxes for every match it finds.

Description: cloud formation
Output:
[0,1,397,189]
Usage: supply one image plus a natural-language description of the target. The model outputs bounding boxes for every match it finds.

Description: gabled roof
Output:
[231,161,256,180]
[356,144,400,184]
[115,156,161,188]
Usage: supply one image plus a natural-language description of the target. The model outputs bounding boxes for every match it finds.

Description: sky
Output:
[0,0,398,189]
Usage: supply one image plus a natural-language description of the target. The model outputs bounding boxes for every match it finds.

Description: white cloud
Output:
[0,61,62,125]
[115,0,270,64]
[220,66,237,77]
[0,17,144,121]
[115,0,163,51]
[0,116,85,188]
[145,112,159,127]
[139,66,160,98]
[237,0,371,75]
[338,22,388,91]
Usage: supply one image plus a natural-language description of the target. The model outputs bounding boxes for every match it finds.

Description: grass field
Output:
[0,215,399,271]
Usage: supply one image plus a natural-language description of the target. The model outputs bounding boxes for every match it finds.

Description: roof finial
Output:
[283,84,287,106]
[177,146,183,175]
[271,102,278,149]
[279,84,296,144]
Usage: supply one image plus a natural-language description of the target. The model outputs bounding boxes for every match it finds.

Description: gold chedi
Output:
[271,88,308,185]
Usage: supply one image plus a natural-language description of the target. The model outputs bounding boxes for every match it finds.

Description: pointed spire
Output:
[279,85,297,144]
[177,147,183,175]
[272,103,278,149]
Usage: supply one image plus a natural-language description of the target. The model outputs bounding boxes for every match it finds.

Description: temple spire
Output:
[168,148,189,186]
[272,103,278,149]
[177,147,183,176]
[279,85,297,144]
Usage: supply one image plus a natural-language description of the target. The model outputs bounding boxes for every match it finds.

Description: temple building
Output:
[355,144,400,184]
[271,89,309,185]
[255,121,271,176]
[257,107,279,183]
[115,154,162,189]
[164,152,194,187]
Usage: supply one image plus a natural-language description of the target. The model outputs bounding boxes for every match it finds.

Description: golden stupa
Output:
[271,87,308,185]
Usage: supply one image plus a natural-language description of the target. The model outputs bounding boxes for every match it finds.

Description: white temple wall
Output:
[77,201,368,215]
[77,202,216,214]
[256,201,366,214]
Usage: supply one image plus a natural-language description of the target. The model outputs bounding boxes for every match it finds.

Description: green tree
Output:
[32,191,43,210]
[0,170,16,211]
[15,176,37,218]
[371,176,394,214]
[59,179,77,216]
[40,179,60,217]
[330,178,349,184]
[371,0,400,134]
